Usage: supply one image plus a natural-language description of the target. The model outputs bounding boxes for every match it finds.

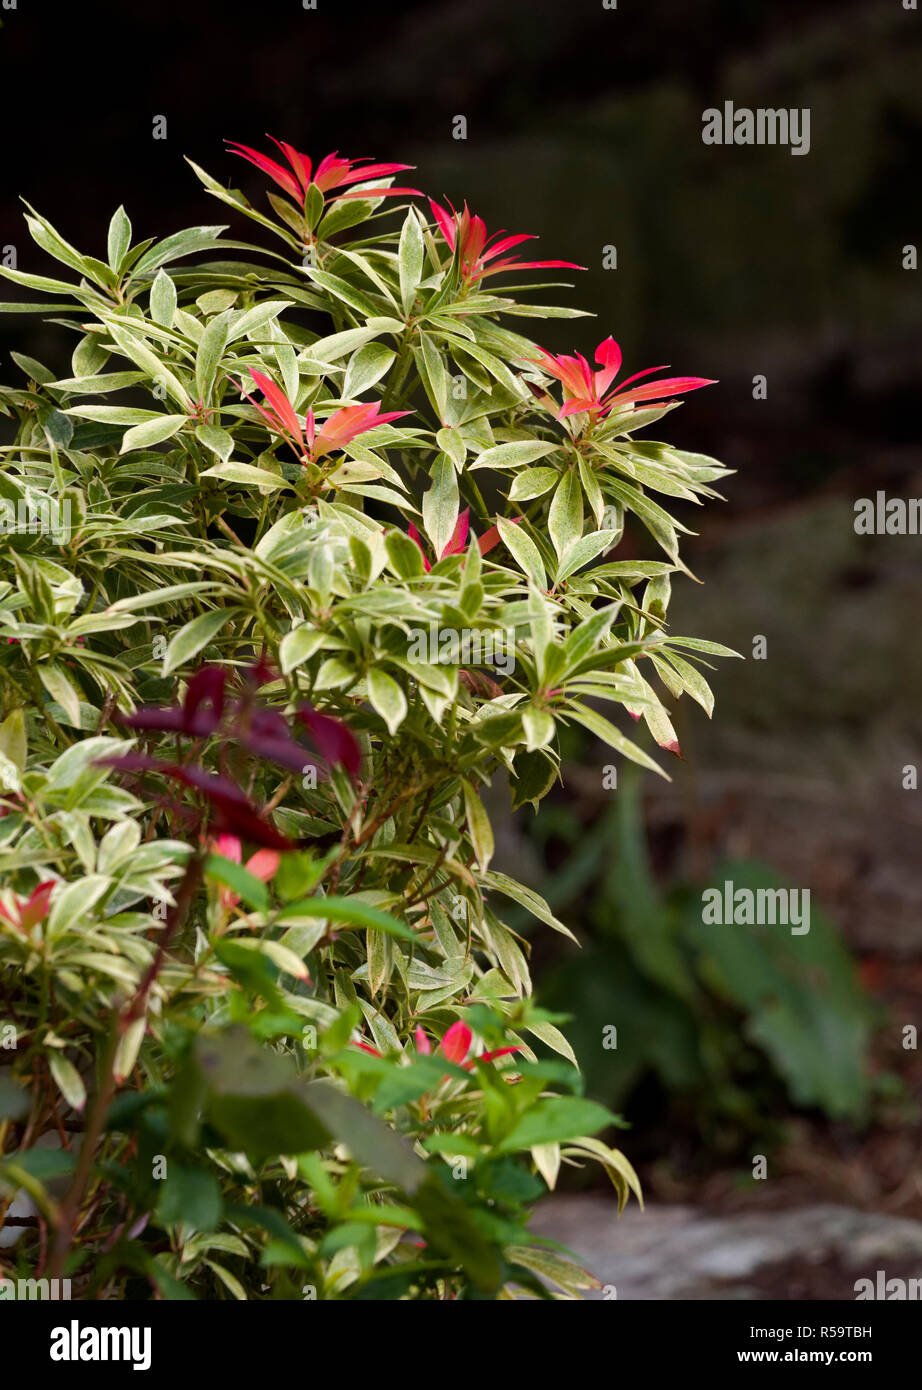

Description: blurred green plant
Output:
[536,766,876,1149]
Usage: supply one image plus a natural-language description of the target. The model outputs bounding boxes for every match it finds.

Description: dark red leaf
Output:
[298,707,361,776]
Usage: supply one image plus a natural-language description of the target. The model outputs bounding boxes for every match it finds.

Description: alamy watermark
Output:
[0,1276,72,1299]
[854,1270,922,1300]
[701,880,811,935]
[854,492,922,535]
[407,623,515,676]
[0,497,72,544]
[701,101,811,157]
[50,1320,151,1371]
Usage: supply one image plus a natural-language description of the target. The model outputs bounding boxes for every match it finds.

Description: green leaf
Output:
[204,854,270,912]
[195,1031,329,1162]
[421,455,459,561]
[305,267,380,319]
[106,323,192,408]
[417,338,450,423]
[279,895,419,944]
[509,1243,594,1292]
[37,663,82,726]
[367,668,408,735]
[509,467,559,502]
[495,517,546,587]
[413,1174,502,1292]
[0,266,83,296]
[195,314,229,403]
[157,1165,223,1232]
[107,206,132,271]
[195,424,235,461]
[40,406,73,449]
[556,529,617,583]
[687,857,871,1121]
[665,636,743,659]
[132,225,227,278]
[498,1097,617,1152]
[483,870,578,943]
[150,269,178,327]
[462,779,494,872]
[120,414,186,453]
[279,626,326,674]
[436,423,465,466]
[524,1020,578,1067]
[302,1080,426,1194]
[0,1079,29,1122]
[223,1203,307,1262]
[114,1018,147,1085]
[522,705,555,752]
[197,288,237,316]
[0,708,27,780]
[654,650,714,717]
[548,469,583,562]
[226,300,289,343]
[470,441,558,472]
[304,325,382,362]
[162,607,238,675]
[367,928,394,998]
[65,405,167,425]
[385,529,426,579]
[196,1029,424,1186]
[6,1148,75,1181]
[316,198,377,241]
[51,370,146,395]
[510,748,558,810]
[46,875,109,940]
[144,1258,198,1302]
[203,1259,247,1300]
[274,850,330,902]
[12,351,53,383]
[398,209,425,315]
[24,207,94,279]
[104,582,222,615]
[199,461,288,490]
[569,1138,644,1212]
[566,700,667,778]
[604,476,685,562]
[342,342,395,399]
[48,1053,86,1112]
[213,940,284,1002]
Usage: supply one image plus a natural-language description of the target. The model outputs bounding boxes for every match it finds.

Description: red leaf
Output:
[298,707,361,777]
[439,1020,472,1065]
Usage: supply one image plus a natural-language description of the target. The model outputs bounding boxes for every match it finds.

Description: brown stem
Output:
[123,853,204,1026]
[406,787,434,846]
[47,851,204,1280]
[94,690,117,734]
[46,1027,118,1283]
[263,775,293,816]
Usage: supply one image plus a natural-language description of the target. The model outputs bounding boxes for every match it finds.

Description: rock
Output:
[530,1198,922,1299]
[0,1130,79,1249]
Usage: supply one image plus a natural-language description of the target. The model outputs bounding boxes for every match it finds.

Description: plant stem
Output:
[47,850,204,1280]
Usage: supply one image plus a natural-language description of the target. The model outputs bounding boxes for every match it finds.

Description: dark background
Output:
[3,0,922,1207]
[3,0,920,510]
[3,0,920,499]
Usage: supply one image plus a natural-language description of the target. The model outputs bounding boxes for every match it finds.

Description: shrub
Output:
[0,138,734,1299]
